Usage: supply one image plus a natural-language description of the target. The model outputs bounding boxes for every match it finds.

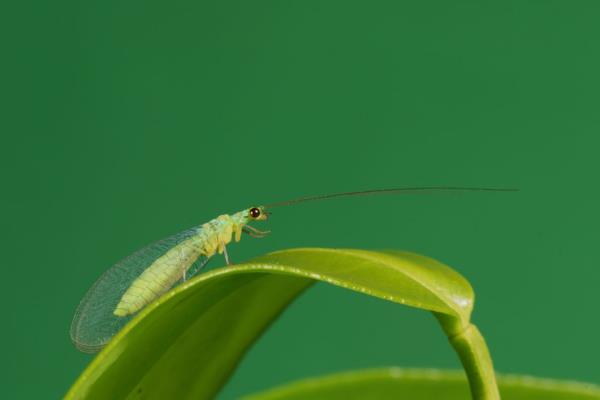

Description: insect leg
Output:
[243,225,271,238]
[242,227,260,238]
[180,247,188,281]
[186,257,211,279]
[223,246,231,265]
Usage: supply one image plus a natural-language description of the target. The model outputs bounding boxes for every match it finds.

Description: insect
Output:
[70,186,515,352]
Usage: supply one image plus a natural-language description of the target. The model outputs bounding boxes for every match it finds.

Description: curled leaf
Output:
[243,368,600,400]
[66,248,493,399]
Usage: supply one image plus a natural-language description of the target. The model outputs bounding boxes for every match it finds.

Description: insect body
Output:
[70,206,268,352]
[70,187,515,352]
[113,207,268,317]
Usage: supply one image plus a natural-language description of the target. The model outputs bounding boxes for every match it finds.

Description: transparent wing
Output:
[70,226,206,353]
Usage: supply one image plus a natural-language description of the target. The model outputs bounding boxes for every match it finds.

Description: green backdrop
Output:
[3,1,599,399]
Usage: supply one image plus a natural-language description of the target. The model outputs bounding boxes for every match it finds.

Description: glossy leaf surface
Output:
[66,248,482,399]
[244,368,600,400]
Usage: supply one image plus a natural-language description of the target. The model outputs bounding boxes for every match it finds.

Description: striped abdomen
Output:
[113,214,243,316]
[113,235,203,316]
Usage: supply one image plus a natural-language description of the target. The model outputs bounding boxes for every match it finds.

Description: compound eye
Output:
[249,207,261,219]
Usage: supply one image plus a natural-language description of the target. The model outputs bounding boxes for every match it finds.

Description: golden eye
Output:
[249,207,261,219]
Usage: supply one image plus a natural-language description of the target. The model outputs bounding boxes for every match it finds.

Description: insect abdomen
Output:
[113,214,242,317]
[113,236,203,316]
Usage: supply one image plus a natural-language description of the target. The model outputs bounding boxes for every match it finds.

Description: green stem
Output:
[435,314,500,400]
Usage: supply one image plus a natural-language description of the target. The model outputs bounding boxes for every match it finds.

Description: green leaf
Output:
[243,368,600,400]
[65,248,494,400]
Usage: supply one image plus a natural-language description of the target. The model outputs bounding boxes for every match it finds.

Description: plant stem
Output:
[435,314,500,400]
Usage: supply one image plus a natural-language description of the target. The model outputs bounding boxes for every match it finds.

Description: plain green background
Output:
[3,1,600,398]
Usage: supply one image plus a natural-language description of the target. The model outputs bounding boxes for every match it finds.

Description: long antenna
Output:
[264,186,518,208]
